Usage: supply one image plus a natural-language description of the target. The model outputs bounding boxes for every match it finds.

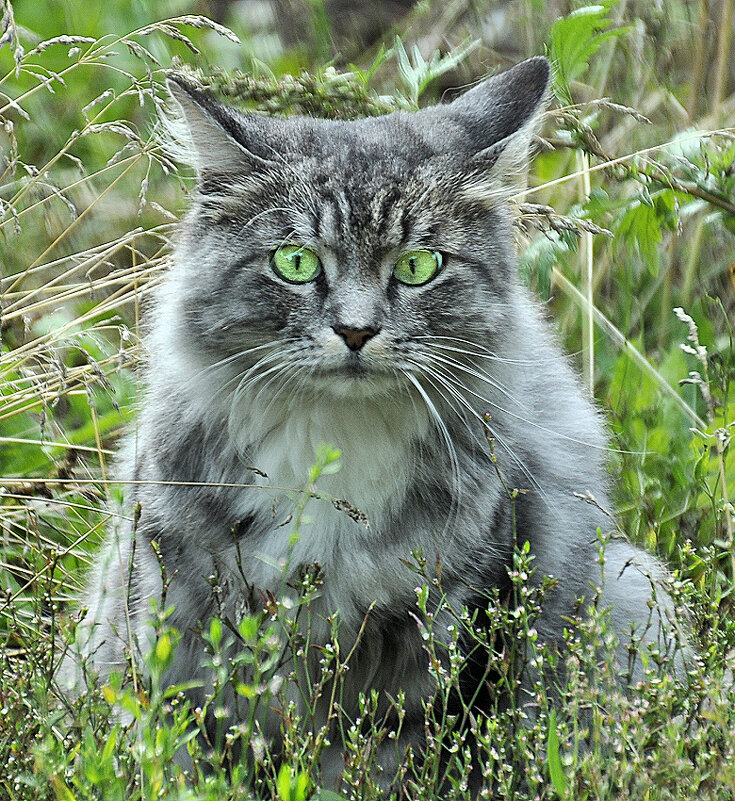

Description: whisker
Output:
[234,206,296,238]
[433,361,613,455]
[402,369,462,533]
[225,349,294,397]
[181,340,296,389]
[229,345,301,410]
[235,355,297,407]
[418,364,486,451]
[254,359,307,421]
[414,335,542,366]
[423,348,529,412]
[422,362,557,517]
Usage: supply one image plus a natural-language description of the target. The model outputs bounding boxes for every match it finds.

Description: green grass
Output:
[1,0,734,798]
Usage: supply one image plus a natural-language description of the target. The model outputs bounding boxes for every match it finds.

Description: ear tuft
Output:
[160,73,262,176]
[448,57,551,202]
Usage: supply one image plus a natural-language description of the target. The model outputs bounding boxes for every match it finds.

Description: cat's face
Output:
[165,59,549,400]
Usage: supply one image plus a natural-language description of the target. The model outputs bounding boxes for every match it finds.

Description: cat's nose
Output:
[332,326,380,351]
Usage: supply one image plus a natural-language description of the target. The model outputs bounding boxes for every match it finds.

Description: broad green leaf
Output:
[549,1,629,103]
[277,763,292,801]
[616,190,677,276]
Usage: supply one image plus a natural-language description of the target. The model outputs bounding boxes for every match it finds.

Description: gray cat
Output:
[69,56,682,785]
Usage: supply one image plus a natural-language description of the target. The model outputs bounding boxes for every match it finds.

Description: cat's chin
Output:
[312,366,403,400]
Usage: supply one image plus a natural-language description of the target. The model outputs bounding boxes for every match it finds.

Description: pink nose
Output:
[333,326,379,351]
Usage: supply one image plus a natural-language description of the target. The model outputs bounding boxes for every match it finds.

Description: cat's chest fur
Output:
[244,389,430,511]
[166,382,444,626]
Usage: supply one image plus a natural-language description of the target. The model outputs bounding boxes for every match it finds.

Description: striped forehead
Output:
[312,182,410,251]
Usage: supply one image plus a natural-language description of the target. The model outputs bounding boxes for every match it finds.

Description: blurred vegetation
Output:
[0,0,734,798]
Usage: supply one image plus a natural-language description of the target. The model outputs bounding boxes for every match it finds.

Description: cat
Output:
[67,56,684,787]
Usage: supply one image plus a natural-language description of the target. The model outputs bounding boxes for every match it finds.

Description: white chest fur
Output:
[251,392,428,510]
[222,390,433,614]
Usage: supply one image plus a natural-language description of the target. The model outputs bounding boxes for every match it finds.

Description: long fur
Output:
[67,57,683,785]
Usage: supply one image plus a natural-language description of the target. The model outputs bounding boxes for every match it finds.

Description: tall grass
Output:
[1,0,734,798]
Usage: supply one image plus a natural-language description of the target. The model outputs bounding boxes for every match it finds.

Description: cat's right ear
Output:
[163,75,271,176]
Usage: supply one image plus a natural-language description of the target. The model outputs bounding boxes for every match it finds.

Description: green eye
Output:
[393,250,443,286]
[271,244,322,284]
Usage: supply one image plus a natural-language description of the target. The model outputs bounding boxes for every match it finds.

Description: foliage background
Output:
[0,0,734,799]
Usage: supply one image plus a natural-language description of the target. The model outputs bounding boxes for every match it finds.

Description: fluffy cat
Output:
[69,56,682,785]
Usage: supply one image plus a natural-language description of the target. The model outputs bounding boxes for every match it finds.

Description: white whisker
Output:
[414,335,542,366]
[402,369,462,532]
[421,361,557,517]
[424,348,529,412]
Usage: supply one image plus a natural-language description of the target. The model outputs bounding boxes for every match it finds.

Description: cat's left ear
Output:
[446,56,550,184]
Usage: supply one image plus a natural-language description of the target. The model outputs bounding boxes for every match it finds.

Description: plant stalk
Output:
[712,0,734,120]
[578,151,595,395]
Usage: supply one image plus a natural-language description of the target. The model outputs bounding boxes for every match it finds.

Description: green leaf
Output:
[616,189,678,277]
[209,616,223,648]
[239,613,260,641]
[348,42,392,86]
[163,679,204,697]
[393,35,479,107]
[518,230,576,297]
[49,779,77,801]
[100,727,118,764]
[277,764,292,801]
[549,1,629,103]
[547,709,569,796]
[155,632,172,663]
[294,771,310,801]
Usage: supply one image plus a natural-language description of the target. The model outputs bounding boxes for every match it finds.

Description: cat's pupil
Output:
[293,253,301,272]
[409,256,416,274]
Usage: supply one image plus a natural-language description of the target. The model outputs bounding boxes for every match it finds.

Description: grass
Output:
[1,0,734,798]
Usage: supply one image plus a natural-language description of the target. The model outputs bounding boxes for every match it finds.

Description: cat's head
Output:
[161,58,549,401]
